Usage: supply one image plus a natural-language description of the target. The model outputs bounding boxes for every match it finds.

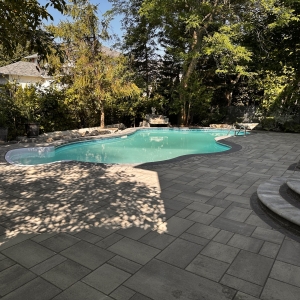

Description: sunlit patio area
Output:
[0,131,300,300]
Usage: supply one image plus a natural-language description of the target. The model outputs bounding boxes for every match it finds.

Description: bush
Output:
[260,117,277,131]
[282,121,300,133]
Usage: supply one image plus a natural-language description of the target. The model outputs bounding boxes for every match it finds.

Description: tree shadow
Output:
[0,162,167,246]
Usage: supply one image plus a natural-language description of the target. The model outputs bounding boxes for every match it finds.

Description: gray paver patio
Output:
[0,131,300,299]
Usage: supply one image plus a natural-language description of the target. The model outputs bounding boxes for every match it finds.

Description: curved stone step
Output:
[287,179,300,196]
[257,177,300,227]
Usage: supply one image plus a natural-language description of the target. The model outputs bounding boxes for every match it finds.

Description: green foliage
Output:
[203,27,253,76]
[0,83,25,139]
[0,44,31,67]
[260,116,277,131]
[282,121,300,133]
[257,67,295,112]
[0,0,66,60]
[47,0,141,128]
[37,87,77,132]
[13,85,40,123]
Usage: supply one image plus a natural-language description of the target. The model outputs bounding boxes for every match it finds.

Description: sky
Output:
[39,0,124,48]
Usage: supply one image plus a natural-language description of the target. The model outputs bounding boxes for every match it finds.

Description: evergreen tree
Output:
[47,0,140,128]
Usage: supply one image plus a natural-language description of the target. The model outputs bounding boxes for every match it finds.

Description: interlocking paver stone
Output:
[156,238,202,268]
[186,211,216,224]
[173,192,210,203]
[208,206,225,216]
[220,206,252,222]
[212,230,234,244]
[270,260,300,288]
[1,277,61,300]
[2,240,55,268]
[74,230,103,244]
[186,223,220,239]
[164,216,194,236]
[82,263,131,294]
[107,237,160,264]
[175,208,193,218]
[260,278,300,300]
[109,285,135,300]
[40,233,80,252]
[125,259,236,299]
[130,293,153,300]
[259,241,281,259]
[0,257,15,272]
[87,226,118,238]
[226,250,273,286]
[163,198,191,211]
[52,281,109,300]
[206,196,232,208]
[186,253,229,281]
[227,234,264,253]
[186,202,214,213]
[251,227,284,244]
[220,274,262,298]
[30,254,67,275]
[211,217,255,236]
[180,232,210,246]
[0,264,36,296]
[41,259,90,289]
[117,227,151,240]
[61,240,115,269]
[277,239,300,267]
[201,241,239,263]
[245,215,272,229]
[233,291,260,300]
[0,234,36,251]
[108,255,142,274]
[96,233,123,249]
[139,231,176,249]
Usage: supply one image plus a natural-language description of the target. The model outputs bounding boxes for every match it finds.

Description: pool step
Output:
[287,179,300,197]
[257,177,300,227]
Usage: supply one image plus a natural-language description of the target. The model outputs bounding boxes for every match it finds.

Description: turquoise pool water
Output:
[7,129,238,165]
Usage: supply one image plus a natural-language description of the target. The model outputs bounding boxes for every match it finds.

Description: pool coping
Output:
[4,127,248,167]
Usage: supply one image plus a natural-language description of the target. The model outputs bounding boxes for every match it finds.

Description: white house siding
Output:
[9,75,44,88]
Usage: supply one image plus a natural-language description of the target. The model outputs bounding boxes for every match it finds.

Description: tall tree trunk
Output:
[100,99,105,128]
[179,5,217,126]
[226,74,241,106]
[186,101,191,126]
[225,91,232,106]
[181,101,186,126]
[179,27,205,125]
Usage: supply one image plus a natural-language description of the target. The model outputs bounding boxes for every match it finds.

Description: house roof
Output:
[101,46,121,58]
[0,61,43,77]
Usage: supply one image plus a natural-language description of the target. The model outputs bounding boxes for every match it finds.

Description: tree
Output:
[110,0,299,126]
[47,0,140,128]
[0,44,31,67]
[0,0,66,59]
[139,0,255,124]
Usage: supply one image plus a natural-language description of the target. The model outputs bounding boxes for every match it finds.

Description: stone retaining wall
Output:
[16,127,117,143]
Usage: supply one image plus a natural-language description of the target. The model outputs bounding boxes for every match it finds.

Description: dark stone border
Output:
[136,138,243,168]
[287,162,300,171]
[250,192,300,243]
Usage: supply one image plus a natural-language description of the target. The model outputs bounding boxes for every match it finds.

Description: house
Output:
[0,46,120,88]
[0,54,52,88]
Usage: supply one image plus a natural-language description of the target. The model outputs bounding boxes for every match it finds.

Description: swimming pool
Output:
[6,128,242,166]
